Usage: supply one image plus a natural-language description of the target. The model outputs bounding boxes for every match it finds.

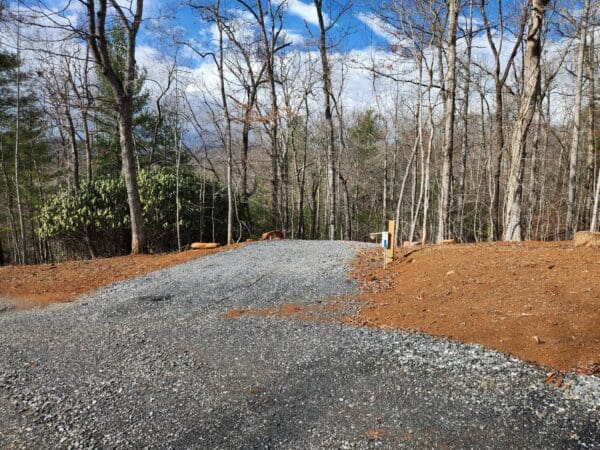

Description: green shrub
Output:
[39,167,228,257]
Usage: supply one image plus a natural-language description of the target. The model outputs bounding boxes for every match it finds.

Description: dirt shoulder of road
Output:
[0,244,242,309]
[346,241,600,376]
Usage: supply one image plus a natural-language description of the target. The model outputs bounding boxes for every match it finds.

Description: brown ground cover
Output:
[225,300,346,322]
[347,241,600,376]
[0,245,239,309]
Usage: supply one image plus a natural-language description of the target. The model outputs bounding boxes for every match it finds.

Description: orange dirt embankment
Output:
[0,245,241,309]
[347,241,600,376]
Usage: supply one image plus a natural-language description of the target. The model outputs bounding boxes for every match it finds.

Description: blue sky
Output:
[6,0,581,124]
[139,0,391,63]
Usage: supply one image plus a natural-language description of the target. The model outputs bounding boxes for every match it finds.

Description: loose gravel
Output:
[0,240,598,449]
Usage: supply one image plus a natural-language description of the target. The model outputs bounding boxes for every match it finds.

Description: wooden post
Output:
[387,220,395,264]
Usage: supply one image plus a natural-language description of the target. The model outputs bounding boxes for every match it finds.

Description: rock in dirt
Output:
[0,297,14,313]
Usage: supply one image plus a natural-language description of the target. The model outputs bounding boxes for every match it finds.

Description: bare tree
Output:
[565,0,590,237]
[456,0,474,243]
[480,0,528,240]
[14,7,26,263]
[314,0,337,240]
[436,0,459,242]
[583,1,598,229]
[503,0,550,241]
[219,18,266,232]
[78,0,147,253]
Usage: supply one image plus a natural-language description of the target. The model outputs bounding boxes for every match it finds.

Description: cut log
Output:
[440,239,456,245]
[190,242,220,250]
[260,231,283,240]
[573,231,600,247]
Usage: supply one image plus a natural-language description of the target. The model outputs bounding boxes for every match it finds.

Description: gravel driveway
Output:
[0,241,598,449]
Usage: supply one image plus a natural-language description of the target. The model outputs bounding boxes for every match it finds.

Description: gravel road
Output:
[0,241,598,449]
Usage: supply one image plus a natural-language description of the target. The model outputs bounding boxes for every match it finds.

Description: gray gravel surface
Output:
[0,240,598,449]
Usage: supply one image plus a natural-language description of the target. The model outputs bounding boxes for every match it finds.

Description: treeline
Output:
[0,0,599,265]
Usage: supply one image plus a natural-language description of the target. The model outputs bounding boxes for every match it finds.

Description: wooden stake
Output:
[387,220,396,264]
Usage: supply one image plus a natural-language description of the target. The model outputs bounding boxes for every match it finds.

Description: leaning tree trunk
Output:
[436,0,459,243]
[117,101,146,253]
[503,0,549,241]
[85,0,147,254]
[480,0,528,240]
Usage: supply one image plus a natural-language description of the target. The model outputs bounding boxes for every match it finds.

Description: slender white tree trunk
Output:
[565,0,589,238]
[314,0,336,240]
[436,0,459,242]
[14,11,26,264]
[591,168,600,231]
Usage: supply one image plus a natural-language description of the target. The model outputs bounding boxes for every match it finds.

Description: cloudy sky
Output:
[4,0,583,129]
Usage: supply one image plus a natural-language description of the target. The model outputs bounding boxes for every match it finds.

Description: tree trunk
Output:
[85,0,147,254]
[82,109,93,181]
[565,0,589,238]
[394,136,418,245]
[584,14,597,229]
[240,120,250,229]
[591,164,600,231]
[315,0,336,240]
[480,0,528,240]
[1,142,19,264]
[436,0,459,243]
[490,92,504,240]
[14,15,26,264]
[64,101,80,191]
[117,101,146,253]
[253,0,281,232]
[457,0,474,242]
[503,0,549,241]
[220,33,233,246]
[83,48,94,181]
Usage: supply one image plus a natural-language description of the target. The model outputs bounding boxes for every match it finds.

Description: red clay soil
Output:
[346,242,600,376]
[0,245,241,309]
[225,301,345,322]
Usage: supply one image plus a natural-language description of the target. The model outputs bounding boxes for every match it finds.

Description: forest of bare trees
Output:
[0,0,598,264]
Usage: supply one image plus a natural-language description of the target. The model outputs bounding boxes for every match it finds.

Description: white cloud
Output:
[356,12,396,44]
[275,0,330,27]
[282,28,306,46]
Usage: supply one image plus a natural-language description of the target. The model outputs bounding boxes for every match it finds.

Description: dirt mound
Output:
[348,241,600,376]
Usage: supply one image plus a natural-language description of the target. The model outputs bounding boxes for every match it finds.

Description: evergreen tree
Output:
[92,24,154,176]
[0,49,49,264]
